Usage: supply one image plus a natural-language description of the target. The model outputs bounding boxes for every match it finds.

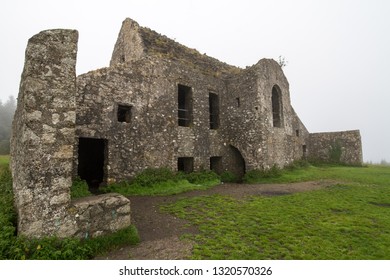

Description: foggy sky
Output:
[1,0,389,162]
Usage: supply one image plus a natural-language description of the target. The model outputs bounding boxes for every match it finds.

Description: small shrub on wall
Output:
[328,140,343,164]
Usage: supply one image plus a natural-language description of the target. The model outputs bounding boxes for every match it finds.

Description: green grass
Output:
[103,179,220,196]
[0,155,9,167]
[162,165,390,259]
[8,225,139,260]
[70,177,92,199]
[244,163,390,187]
[102,169,220,196]
[4,155,390,259]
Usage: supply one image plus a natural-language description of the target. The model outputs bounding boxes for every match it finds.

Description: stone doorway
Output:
[77,137,107,192]
[227,145,246,182]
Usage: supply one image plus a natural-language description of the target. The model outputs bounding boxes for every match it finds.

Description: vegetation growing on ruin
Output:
[241,159,369,184]
[0,161,139,260]
[328,140,343,164]
[70,177,91,199]
[162,164,390,259]
[102,168,220,196]
[139,25,242,78]
[243,164,283,183]
[220,171,240,183]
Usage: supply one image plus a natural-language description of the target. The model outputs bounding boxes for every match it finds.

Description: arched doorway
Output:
[227,145,246,182]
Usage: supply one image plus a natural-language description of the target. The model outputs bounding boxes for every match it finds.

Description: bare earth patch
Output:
[95,180,337,260]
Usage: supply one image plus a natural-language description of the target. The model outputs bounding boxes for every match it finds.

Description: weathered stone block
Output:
[70,193,131,238]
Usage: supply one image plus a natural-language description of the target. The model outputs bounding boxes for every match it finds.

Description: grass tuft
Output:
[243,164,282,183]
[102,168,220,196]
[70,177,91,199]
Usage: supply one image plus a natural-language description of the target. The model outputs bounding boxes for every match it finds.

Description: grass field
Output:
[2,156,390,259]
[162,165,390,259]
[0,155,9,167]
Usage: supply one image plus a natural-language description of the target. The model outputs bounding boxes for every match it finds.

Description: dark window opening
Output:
[272,85,282,127]
[77,137,107,193]
[177,157,194,173]
[303,145,307,158]
[296,129,300,137]
[209,92,219,129]
[178,84,193,127]
[210,156,222,174]
[117,104,132,123]
[236,97,240,107]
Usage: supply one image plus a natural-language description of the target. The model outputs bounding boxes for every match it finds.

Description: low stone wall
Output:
[63,193,131,238]
[308,130,363,165]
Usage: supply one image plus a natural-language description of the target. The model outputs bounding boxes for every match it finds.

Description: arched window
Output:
[271,85,283,128]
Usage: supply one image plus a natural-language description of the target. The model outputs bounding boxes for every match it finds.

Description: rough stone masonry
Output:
[11,29,130,238]
[11,18,362,238]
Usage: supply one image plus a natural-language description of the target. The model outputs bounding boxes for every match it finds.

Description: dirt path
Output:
[95,180,336,260]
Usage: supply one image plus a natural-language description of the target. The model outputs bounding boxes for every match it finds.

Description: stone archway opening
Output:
[227,145,246,182]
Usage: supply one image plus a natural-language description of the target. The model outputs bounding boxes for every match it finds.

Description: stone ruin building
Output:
[10,18,363,238]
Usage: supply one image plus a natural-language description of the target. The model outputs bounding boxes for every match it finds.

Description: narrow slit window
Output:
[302,145,307,158]
[272,85,283,128]
[178,84,193,127]
[236,97,240,108]
[209,92,219,129]
[117,104,132,123]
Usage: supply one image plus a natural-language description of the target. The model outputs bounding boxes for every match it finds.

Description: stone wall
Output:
[11,20,363,237]
[11,29,131,238]
[77,47,309,183]
[110,18,240,77]
[11,29,78,237]
[222,59,309,170]
[68,193,131,238]
[76,56,229,182]
[308,130,363,165]
[75,18,314,184]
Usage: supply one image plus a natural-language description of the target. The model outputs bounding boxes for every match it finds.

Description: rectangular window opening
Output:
[303,145,307,158]
[272,86,282,128]
[117,104,132,123]
[296,129,300,137]
[236,97,240,108]
[210,156,222,175]
[177,157,194,173]
[209,92,219,129]
[178,84,193,127]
